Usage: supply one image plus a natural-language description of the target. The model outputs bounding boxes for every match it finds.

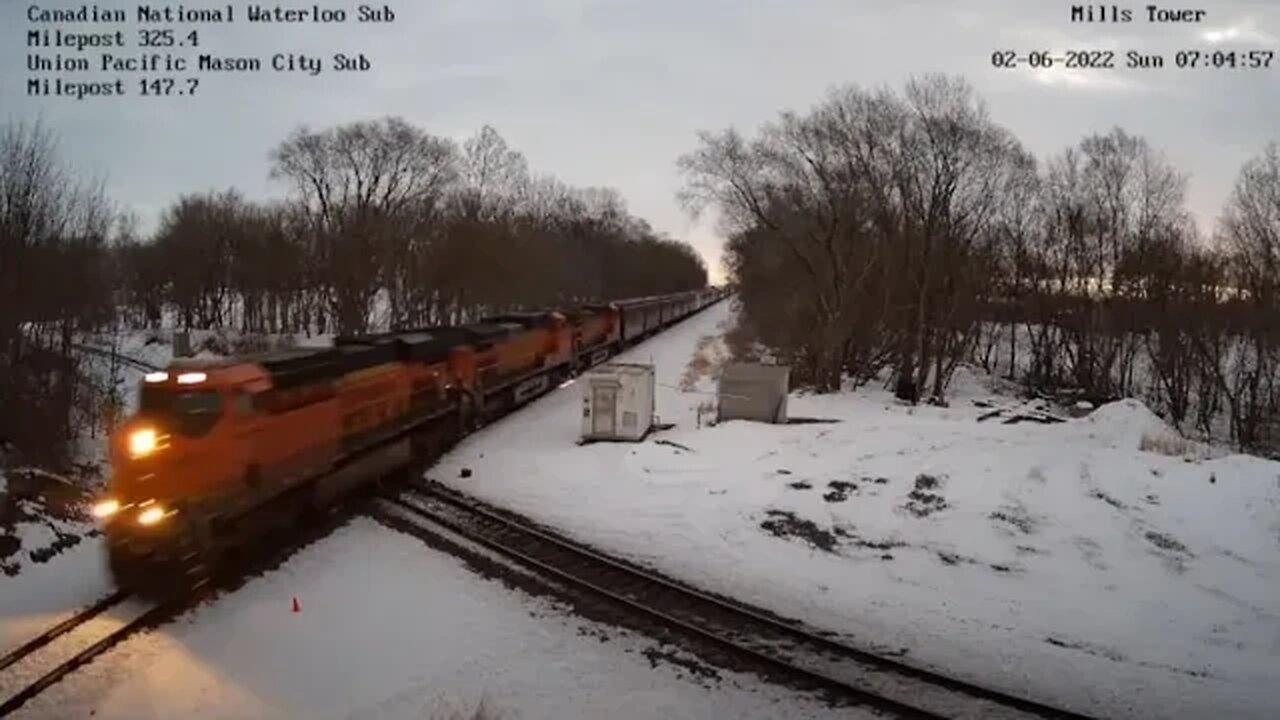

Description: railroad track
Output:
[375,483,1099,720]
[0,493,372,716]
[0,590,188,717]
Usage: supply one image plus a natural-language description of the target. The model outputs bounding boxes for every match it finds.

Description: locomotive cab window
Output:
[138,386,225,438]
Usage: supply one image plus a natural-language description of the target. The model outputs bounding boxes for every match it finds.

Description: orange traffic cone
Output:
[291,596,301,613]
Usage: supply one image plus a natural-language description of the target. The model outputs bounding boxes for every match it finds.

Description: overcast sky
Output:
[3,0,1278,282]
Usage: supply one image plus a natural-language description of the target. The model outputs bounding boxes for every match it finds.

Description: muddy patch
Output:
[834,524,907,553]
[576,625,614,643]
[641,645,723,684]
[930,549,1018,572]
[990,504,1038,535]
[1145,531,1188,554]
[1091,490,1127,510]
[859,476,890,497]
[914,474,939,490]
[1045,635,1213,679]
[823,480,859,503]
[1145,530,1194,572]
[760,510,840,552]
[904,474,948,517]
[654,439,694,454]
[936,549,977,566]
[759,510,903,556]
[1073,536,1108,571]
[1045,636,1128,663]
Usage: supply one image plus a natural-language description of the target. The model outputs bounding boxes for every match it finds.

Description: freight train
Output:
[92,288,728,590]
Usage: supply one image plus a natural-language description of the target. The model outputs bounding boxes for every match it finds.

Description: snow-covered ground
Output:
[431,300,1280,720]
[0,538,111,656]
[11,300,1276,718]
[2,518,855,720]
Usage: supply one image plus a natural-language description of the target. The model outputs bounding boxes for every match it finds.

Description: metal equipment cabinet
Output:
[580,363,655,441]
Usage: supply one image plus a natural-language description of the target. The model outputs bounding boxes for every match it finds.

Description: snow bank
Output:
[0,467,100,583]
[0,496,98,580]
[432,301,1280,720]
[1083,398,1215,459]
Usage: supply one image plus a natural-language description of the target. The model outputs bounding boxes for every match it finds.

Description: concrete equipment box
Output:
[717,362,790,423]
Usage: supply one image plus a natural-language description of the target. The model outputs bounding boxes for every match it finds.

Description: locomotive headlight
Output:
[91,498,120,519]
[128,428,158,458]
[137,505,168,526]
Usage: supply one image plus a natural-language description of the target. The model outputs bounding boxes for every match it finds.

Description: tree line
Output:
[0,118,706,469]
[680,73,1280,455]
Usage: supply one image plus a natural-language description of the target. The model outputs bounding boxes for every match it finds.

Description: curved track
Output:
[376,483,1099,720]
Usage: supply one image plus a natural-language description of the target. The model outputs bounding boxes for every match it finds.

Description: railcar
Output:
[93,288,727,592]
[564,303,621,369]
[617,296,667,343]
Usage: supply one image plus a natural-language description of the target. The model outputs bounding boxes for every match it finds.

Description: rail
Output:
[0,592,188,717]
[0,590,131,675]
[375,482,1099,720]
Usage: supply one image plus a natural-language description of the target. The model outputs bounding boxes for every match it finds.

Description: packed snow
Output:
[1,535,112,657]
[3,519,856,720]
[430,299,1280,720]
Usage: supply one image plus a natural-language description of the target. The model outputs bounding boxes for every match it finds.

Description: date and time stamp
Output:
[993,4,1274,72]
[17,2,1276,101]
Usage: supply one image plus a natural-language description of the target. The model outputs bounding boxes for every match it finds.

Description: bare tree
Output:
[682,75,1025,397]
[0,119,116,467]
[270,117,459,333]
[1216,142,1280,451]
[456,125,529,221]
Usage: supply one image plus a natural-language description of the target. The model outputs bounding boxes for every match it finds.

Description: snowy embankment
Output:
[5,519,854,720]
[433,300,1280,720]
[0,467,102,587]
[0,464,111,655]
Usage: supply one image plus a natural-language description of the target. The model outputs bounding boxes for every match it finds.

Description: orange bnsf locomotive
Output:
[92,288,727,588]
